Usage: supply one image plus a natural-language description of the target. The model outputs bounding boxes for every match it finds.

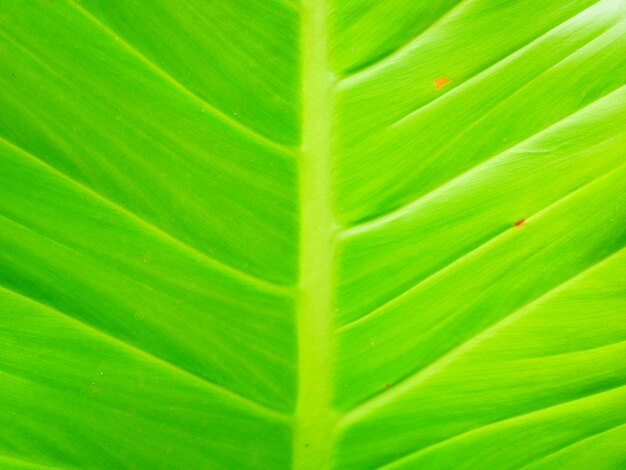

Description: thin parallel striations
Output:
[390,23,615,132]
[280,0,301,11]
[0,136,291,296]
[519,422,626,469]
[339,0,603,88]
[0,452,60,470]
[338,154,626,331]
[379,384,626,469]
[0,28,61,79]
[382,45,610,192]
[387,0,614,129]
[337,230,503,332]
[339,242,626,428]
[2,210,292,407]
[0,27,288,192]
[338,0,468,85]
[66,0,295,158]
[341,84,625,237]
[0,286,290,422]
[532,337,626,361]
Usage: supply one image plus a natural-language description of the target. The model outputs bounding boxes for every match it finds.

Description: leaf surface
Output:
[0,0,625,468]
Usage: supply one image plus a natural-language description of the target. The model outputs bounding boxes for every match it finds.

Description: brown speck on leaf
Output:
[514,219,526,227]
[434,76,450,89]
[385,384,391,389]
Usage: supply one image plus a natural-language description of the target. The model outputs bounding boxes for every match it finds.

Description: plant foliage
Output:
[1,0,625,468]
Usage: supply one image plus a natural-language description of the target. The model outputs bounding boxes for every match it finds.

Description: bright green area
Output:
[0,0,625,468]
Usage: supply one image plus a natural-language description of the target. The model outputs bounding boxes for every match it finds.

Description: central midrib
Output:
[294,0,336,468]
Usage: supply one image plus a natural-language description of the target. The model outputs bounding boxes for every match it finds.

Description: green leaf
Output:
[1,0,625,468]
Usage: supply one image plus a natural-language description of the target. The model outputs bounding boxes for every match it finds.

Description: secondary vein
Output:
[0,136,288,296]
[0,285,288,421]
[67,0,294,158]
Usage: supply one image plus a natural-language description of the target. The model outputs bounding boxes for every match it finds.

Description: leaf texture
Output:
[0,0,625,468]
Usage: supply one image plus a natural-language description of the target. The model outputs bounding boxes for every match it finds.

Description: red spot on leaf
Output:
[434,77,450,89]
[514,219,526,227]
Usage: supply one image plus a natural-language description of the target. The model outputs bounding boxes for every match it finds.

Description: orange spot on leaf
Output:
[434,76,450,89]
[514,219,526,227]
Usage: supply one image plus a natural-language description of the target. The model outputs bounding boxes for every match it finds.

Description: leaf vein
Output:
[379,383,626,469]
[0,136,290,296]
[338,0,467,84]
[339,151,626,331]
[0,285,289,421]
[67,0,295,157]
[340,241,626,426]
[519,421,626,469]
[342,83,625,237]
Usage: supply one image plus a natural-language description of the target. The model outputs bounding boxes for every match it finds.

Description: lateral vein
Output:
[67,0,294,158]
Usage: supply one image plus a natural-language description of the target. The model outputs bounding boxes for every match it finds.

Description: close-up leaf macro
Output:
[1,0,626,468]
